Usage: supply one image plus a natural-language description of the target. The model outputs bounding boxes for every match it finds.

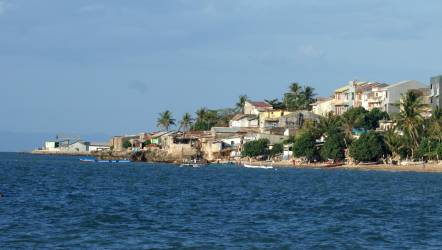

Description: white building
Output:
[89,142,111,152]
[44,141,60,151]
[229,114,259,128]
[382,80,428,114]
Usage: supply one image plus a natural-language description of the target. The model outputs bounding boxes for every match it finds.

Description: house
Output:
[229,114,259,128]
[44,141,60,152]
[259,110,290,129]
[278,111,321,129]
[361,84,389,111]
[430,75,442,109]
[67,141,90,153]
[244,100,273,115]
[381,80,428,114]
[110,135,140,151]
[89,142,111,152]
[150,131,173,146]
[311,97,334,117]
[332,80,384,115]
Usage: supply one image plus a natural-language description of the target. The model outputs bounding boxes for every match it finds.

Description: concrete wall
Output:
[383,80,427,114]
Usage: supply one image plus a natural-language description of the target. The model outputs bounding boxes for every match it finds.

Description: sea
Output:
[1,152,442,249]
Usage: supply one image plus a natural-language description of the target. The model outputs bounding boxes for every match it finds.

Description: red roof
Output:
[248,101,272,108]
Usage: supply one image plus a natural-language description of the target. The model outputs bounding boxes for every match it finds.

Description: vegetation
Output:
[122,139,132,149]
[270,143,284,157]
[157,110,176,131]
[236,95,248,114]
[179,112,193,132]
[293,132,318,162]
[242,139,270,157]
[349,132,386,162]
[283,83,317,111]
[191,108,236,131]
[320,134,346,161]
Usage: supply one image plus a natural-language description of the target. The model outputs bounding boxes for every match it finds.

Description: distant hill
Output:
[0,131,111,152]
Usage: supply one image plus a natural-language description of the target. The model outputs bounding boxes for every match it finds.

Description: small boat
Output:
[179,163,205,168]
[243,164,273,169]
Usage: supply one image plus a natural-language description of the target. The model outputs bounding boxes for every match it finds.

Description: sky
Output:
[1,0,442,150]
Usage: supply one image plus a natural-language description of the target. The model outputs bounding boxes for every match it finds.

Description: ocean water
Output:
[1,153,442,249]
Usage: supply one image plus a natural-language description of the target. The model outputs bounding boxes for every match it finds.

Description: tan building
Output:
[244,100,273,115]
[311,97,334,116]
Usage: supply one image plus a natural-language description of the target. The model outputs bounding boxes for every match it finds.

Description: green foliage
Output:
[364,108,389,130]
[270,143,284,156]
[414,138,442,160]
[157,110,176,131]
[320,134,346,161]
[242,139,270,157]
[179,113,193,132]
[283,83,316,111]
[236,95,248,113]
[293,132,319,161]
[192,108,236,131]
[123,139,132,149]
[265,99,286,110]
[349,132,386,162]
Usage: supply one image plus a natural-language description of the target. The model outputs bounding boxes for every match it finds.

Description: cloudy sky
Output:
[1,0,442,144]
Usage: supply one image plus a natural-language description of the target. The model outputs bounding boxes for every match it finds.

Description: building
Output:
[67,141,90,153]
[382,80,427,114]
[110,135,140,151]
[243,100,273,115]
[258,110,290,129]
[430,75,442,109]
[229,114,259,128]
[311,97,333,116]
[44,141,60,151]
[361,84,389,111]
[89,142,111,152]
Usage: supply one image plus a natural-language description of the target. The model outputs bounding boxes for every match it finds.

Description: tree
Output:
[157,110,176,131]
[242,139,269,157]
[320,134,346,161]
[236,95,248,114]
[427,107,442,142]
[293,132,319,162]
[265,99,286,110]
[341,107,368,139]
[382,126,405,161]
[179,112,193,132]
[123,139,132,149]
[415,138,439,161]
[394,91,427,157]
[364,108,389,130]
[283,82,317,111]
[349,132,386,162]
[270,143,284,157]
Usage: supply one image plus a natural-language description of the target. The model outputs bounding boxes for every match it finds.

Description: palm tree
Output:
[394,91,428,157]
[289,82,301,94]
[428,107,442,142]
[235,95,248,114]
[301,86,316,110]
[179,112,193,132]
[196,107,208,122]
[157,110,176,131]
[383,126,404,161]
[265,99,286,110]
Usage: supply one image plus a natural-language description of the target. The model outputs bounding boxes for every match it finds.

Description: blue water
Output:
[1,153,442,249]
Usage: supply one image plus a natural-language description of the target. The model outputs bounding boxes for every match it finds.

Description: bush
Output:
[123,139,132,149]
[320,134,346,161]
[415,138,440,160]
[270,143,284,157]
[242,139,270,157]
[293,132,318,162]
[349,132,386,162]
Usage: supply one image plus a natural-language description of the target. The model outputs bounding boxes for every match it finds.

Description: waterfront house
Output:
[89,142,111,152]
[258,110,291,129]
[311,97,334,117]
[332,80,383,115]
[229,114,259,128]
[244,100,273,115]
[67,141,90,153]
[44,141,60,151]
[361,84,389,111]
[381,80,427,114]
[430,75,442,109]
[110,135,141,151]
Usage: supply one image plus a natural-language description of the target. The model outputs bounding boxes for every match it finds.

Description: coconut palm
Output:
[196,107,208,122]
[428,107,442,142]
[157,110,176,131]
[235,95,248,114]
[394,91,428,157]
[383,126,404,161]
[179,112,193,132]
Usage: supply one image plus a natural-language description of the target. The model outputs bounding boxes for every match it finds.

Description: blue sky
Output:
[1,0,442,147]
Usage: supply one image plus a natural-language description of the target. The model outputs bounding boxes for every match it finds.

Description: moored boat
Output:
[243,164,273,169]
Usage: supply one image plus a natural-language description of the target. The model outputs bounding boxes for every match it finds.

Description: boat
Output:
[243,164,274,169]
[179,163,205,168]
[80,158,131,163]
